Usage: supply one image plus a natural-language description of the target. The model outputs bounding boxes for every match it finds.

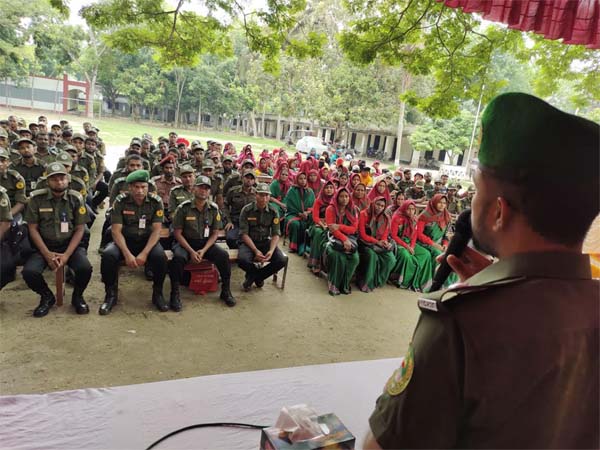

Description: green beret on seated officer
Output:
[23,162,92,317]
[237,182,288,292]
[169,175,236,309]
[99,169,168,315]
[364,93,600,450]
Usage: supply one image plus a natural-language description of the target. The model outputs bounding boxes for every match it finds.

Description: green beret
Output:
[126,169,150,184]
[255,183,270,194]
[46,162,69,177]
[479,93,599,178]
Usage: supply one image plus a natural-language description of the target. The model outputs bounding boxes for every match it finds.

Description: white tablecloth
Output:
[0,358,401,450]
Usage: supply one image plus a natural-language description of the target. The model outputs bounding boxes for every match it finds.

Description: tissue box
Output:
[260,413,355,450]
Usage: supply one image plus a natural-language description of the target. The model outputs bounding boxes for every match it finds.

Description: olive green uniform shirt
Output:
[172,200,222,240]
[35,151,57,167]
[0,186,12,222]
[239,202,281,242]
[370,251,599,449]
[35,175,87,198]
[223,173,242,197]
[12,158,46,195]
[78,152,97,187]
[111,192,164,240]
[225,185,256,224]
[109,178,157,205]
[209,174,224,200]
[71,164,90,189]
[168,186,195,216]
[24,189,89,245]
[447,196,462,215]
[397,179,414,192]
[0,169,27,205]
[404,187,425,201]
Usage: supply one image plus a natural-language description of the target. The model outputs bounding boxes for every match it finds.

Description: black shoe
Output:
[255,278,264,288]
[220,287,236,307]
[99,285,118,315]
[242,274,254,292]
[145,266,154,281]
[71,289,89,315]
[169,283,182,312]
[33,291,56,318]
[152,286,169,312]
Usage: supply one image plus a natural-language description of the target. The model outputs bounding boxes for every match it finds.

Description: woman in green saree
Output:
[324,187,360,295]
[356,196,397,293]
[284,171,315,256]
[389,200,433,291]
[307,180,335,275]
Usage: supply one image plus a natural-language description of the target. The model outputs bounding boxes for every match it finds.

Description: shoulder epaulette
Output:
[7,169,24,180]
[30,188,49,197]
[68,189,84,200]
[179,199,192,208]
[115,192,129,202]
[149,193,162,202]
[0,186,6,193]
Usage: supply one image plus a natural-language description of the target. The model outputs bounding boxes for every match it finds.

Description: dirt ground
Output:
[0,211,421,396]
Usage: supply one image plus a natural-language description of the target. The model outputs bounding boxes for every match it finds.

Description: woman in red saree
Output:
[307,179,336,274]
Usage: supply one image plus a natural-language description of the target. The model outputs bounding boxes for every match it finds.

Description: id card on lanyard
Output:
[139,214,146,229]
[204,219,210,238]
[60,212,69,233]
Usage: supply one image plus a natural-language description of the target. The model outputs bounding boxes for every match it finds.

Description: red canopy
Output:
[441,0,600,48]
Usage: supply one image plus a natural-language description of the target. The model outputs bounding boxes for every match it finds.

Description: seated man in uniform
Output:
[169,175,236,309]
[0,148,27,219]
[223,169,256,249]
[152,157,181,221]
[168,164,195,217]
[238,183,287,291]
[0,186,16,290]
[12,138,45,196]
[23,162,92,317]
[99,170,168,315]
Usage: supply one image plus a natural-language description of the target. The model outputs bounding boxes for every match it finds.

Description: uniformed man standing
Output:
[0,186,16,290]
[365,93,599,449]
[200,159,224,208]
[71,133,96,189]
[12,138,46,196]
[23,163,92,317]
[238,183,287,291]
[99,170,168,315]
[217,155,237,185]
[169,175,236,309]
[0,148,27,218]
[224,169,256,249]
[34,131,56,166]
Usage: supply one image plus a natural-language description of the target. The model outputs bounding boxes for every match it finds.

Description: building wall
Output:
[0,77,64,112]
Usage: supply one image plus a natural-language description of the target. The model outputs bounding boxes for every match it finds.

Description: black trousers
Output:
[238,241,287,282]
[103,170,111,183]
[0,241,17,290]
[226,223,240,249]
[100,239,167,286]
[169,240,231,284]
[92,181,109,208]
[22,244,92,294]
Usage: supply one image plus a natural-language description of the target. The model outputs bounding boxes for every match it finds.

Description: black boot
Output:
[71,287,89,315]
[99,284,117,315]
[145,264,154,281]
[33,288,56,318]
[220,280,236,307]
[169,282,182,312]
[152,285,169,312]
[242,273,254,292]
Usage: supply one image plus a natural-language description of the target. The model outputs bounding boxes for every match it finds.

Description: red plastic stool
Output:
[184,261,219,295]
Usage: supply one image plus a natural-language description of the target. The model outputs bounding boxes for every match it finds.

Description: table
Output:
[0,358,401,450]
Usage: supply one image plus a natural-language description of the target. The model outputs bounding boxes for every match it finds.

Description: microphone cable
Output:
[145,422,270,450]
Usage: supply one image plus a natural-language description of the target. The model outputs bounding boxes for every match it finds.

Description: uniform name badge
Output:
[139,215,146,229]
[60,212,69,233]
[204,221,210,238]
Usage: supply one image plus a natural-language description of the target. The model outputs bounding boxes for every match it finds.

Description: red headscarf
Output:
[419,194,451,229]
[329,187,359,225]
[351,182,370,211]
[236,145,255,166]
[393,200,417,239]
[317,179,335,205]
[346,173,361,193]
[307,169,322,195]
[319,166,330,180]
[299,160,312,176]
[365,196,390,240]
[273,164,292,195]
[368,179,391,203]
[294,151,303,166]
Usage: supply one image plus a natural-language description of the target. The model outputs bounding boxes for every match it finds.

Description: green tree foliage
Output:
[410,110,475,165]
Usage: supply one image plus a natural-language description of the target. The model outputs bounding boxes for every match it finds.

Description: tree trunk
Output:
[261,103,267,138]
[236,115,240,134]
[276,114,282,140]
[394,72,411,167]
[174,69,187,128]
[196,98,202,131]
[249,111,257,137]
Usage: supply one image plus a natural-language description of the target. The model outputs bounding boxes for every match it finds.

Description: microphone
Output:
[429,209,472,292]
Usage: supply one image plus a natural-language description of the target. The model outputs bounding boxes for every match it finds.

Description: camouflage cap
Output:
[130,138,142,146]
[242,169,256,178]
[179,164,195,175]
[126,169,150,184]
[46,162,69,177]
[255,183,270,194]
[72,133,86,141]
[0,148,10,159]
[222,155,234,163]
[191,144,204,151]
[16,138,35,147]
[202,159,215,170]
[84,136,97,143]
[194,175,212,187]
[63,145,78,154]
[447,183,458,190]
[55,152,73,166]
[0,128,7,138]
[415,180,425,188]
[241,159,255,167]
[18,128,32,135]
